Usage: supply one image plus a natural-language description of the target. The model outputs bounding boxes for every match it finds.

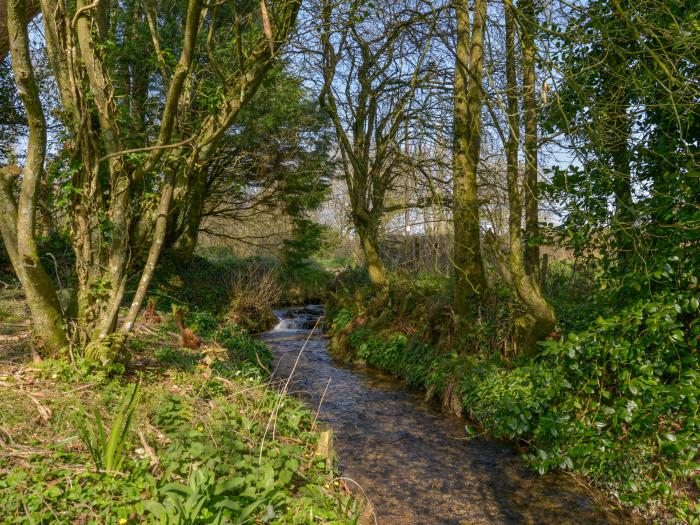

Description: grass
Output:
[0,292,362,524]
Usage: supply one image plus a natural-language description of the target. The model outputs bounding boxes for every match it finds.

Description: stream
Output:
[261,306,642,525]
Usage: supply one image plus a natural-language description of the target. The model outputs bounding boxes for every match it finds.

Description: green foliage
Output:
[150,248,332,320]
[280,259,332,305]
[0,463,154,524]
[542,0,700,312]
[75,382,140,472]
[0,58,25,162]
[1,312,356,524]
[187,310,219,338]
[141,467,277,525]
[281,220,325,270]
[214,325,273,374]
[328,269,700,521]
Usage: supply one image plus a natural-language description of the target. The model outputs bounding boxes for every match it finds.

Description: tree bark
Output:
[0,0,40,59]
[173,168,207,259]
[355,216,387,287]
[505,0,555,352]
[4,0,68,353]
[521,0,540,280]
[453,0,487,322]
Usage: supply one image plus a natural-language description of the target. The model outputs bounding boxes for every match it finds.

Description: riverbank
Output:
[326,271,699,524]
[266,305,643,524]
[0,288,360,523]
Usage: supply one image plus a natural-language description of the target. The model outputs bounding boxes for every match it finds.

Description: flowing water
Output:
[261,306,643,525]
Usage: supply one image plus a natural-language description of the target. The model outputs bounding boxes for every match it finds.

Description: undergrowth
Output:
[327,264,699,524]
[147,248,331,334]
[0,303,361,524]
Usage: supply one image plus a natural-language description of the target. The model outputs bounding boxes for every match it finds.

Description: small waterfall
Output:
[271,305,324,332]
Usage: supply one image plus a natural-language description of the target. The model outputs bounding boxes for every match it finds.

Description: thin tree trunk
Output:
[505,1,555,352]
[453,0,487,322]
[123,0,297,328]
[122,0,203,331]
[521,0,540,279]
[4,0,67,352]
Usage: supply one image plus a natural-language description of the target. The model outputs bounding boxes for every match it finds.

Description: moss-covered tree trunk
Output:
[504,1,555,352]
[521,0,540,280]
[355,216,387,287]
[453,0,487,321]
[2,0,68,353]
[0,0,40,59]
[174,169,207,259]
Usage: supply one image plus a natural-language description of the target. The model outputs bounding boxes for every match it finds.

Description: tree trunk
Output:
[356,217,387,287]
[122,0,204,330]
[174,169,207,259]
[606,53,633,258]
[453,0,487,321]
[0,0,39,59]
[505,0,555,352]
[4,0,68,353]
[521,0,540,280]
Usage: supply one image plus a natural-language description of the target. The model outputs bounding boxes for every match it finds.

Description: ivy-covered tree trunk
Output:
[453,0,487,321]
[1,0,67,353]
[604,53,633,258]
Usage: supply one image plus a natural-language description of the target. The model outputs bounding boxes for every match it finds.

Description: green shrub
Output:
[328,267,700,521]
[214,325,273,371]
[187,310,219,338]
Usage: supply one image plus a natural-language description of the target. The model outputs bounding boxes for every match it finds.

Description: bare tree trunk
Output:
[453,0,487,322]
[505,1,555,352]
[3,0,68,353]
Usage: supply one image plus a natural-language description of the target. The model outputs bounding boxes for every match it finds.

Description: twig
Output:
[312,377,332,431]
[26,393,52,421]
[138,429,160,469]
[331,476,378,525]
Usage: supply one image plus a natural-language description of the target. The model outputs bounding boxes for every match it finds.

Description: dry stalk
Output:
[257,317,320,465]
